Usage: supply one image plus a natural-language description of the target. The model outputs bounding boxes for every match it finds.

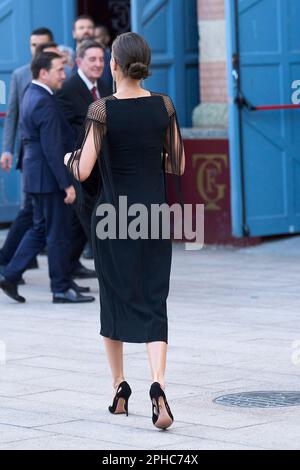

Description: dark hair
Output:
[73,15,95,29]
[77,39,103,59]
[112,32,151,80]
[31,27,54,41]
[35,42,58,56]
[31,52,61,79]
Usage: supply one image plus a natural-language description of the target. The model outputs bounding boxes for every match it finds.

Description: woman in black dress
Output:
[65,32,185,429]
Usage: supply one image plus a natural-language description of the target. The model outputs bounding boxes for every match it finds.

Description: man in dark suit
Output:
[56,40,111,272]
[0,27,54,275]
[1,28,54,173]
[71,16,113,89]
[0,52,94,304]
[0,36,94,285]
[57,39,111,133]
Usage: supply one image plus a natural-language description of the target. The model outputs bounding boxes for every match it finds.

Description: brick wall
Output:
[198,0,225,20]
[200,63,228,103]
[193,0,228,127]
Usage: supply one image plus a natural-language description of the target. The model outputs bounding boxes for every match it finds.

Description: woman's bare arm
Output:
[64,124,98,181]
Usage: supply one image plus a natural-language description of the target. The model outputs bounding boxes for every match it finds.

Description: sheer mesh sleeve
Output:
[162,95,185,176]
[67,99,106,181]
[151,93,186,210]
[66,98,109,208]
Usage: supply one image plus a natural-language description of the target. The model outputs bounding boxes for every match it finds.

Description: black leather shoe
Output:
[53,288,95,303]
[71,265,96,279]
[1,265,24,285]
[0,274,26,303]
[70,279,90,293]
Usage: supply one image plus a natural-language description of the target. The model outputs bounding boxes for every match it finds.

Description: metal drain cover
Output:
[214,391,300,408]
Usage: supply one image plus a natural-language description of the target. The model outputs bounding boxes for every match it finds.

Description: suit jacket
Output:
[56,73,111,200]
[56,72,111,138]
[2,64,32,169]
[102,48,113,91]
[20,83,74,194]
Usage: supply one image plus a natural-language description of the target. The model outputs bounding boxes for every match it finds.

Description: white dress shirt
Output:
[32,80,54,95]
[78,69,100,99]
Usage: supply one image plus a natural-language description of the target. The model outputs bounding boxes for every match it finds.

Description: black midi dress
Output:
[73,93,184,344]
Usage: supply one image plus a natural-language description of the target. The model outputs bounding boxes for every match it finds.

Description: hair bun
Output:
[127,62,149,80]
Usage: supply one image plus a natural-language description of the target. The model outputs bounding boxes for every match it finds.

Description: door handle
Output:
[235,94,300,111]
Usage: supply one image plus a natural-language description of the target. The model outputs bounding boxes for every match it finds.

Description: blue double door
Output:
[131,0,199,128]
[0,0,76,222]
[0,0,199,222]
[227,0,300,237]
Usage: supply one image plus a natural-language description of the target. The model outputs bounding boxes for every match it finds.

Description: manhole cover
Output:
[214,391,300,408]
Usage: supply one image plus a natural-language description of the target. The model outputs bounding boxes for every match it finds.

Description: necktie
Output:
[91,86,98,101]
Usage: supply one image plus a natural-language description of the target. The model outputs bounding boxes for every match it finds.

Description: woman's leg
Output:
[147,341,174,428]
[146,341,167,390]
[102,337,125,396]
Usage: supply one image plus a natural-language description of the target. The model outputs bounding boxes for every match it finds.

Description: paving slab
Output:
[1,233,300,449]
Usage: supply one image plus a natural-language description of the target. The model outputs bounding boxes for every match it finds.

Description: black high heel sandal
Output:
[149,382,174,429]
[108,380,132,416]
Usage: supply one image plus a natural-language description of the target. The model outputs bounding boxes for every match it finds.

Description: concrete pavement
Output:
[1,231,300,449]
